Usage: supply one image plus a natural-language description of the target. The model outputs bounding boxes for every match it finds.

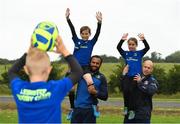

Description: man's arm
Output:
[137,77,159,96]
[66,8,77,39]
[8,53,27,82]
[96,74,108,101]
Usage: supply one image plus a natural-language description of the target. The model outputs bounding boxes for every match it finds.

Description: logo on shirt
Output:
[16,89,51,102]
[134,53,137,56]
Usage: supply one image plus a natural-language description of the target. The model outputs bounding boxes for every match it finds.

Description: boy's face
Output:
[80,29,91,41]
[128,40,137,51]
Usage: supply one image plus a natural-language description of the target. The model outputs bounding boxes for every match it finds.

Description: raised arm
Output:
[138,33,150,56]
[8,53,27,82]
[55,35,83,85]
[66,8,77,38]
[117,33,128,58]
[91,12,102,44]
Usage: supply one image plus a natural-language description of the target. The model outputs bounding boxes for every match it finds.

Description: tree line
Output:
[1,61,180,95]
[0,51,180,64]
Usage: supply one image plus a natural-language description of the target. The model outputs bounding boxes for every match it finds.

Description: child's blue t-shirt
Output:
[123,50,144,76]
[10,77,73,123]
[72,36,96,66]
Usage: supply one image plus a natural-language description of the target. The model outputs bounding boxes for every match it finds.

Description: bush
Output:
[153,65,168,94]
[167,65,180,94]
[108,63,124,94]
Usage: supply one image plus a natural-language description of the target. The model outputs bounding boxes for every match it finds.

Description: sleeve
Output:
[67,19,78,40]
[8,53,27,82]
[91,22,102,45]
[53,77,73,100]
[141,39,150,57]
[117,39,126,58]
[137,78,159,96]
[96,74,108,101]
[64,55,83,85]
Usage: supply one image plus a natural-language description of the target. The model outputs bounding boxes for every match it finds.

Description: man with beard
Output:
[71,55,108,123]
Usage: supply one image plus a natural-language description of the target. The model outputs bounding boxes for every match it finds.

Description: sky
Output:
[0,0,180,61]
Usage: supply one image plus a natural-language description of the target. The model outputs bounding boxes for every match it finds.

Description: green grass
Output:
[0,110,180,123]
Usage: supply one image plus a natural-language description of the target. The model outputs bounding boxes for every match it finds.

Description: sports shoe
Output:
[66,109,73,120]
[92,105,100,118]
[128,110,135,120]
[122,107,128,115]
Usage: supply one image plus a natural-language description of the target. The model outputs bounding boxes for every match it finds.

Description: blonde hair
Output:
[26,48,51,75]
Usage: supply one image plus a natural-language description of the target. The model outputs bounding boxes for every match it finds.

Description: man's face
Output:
[90,57,101,72]
[80,29,91,40]
[142,61,153,76]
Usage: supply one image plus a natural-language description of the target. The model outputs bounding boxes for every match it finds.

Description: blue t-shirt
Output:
[74,76,101,108]
[10,77,73,123]
[72,36,96,66]
[122,50,144,76]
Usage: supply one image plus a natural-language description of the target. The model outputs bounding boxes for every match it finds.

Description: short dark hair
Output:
[127,37,138,45]
[90,55,103,65]
[80,26,91,34]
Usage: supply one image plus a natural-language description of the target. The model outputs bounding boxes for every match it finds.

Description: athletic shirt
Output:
[11,77,73,123]
[74,72,108,108]
[73,37,96,66]
[123,50,144,76]
[67,19,101,66]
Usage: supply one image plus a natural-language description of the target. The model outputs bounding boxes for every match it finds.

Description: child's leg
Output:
[83,73,94,85]
[127,77,136,120]
[92,98,100,117]
[67,86,75,120]
[121,76,130,115]
[68,89,75,109]
[83,73,97,94]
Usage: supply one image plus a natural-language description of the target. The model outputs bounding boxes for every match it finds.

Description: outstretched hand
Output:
[121,33,128,41]
[65,8,70,19]
[96,11,102,22]
[138,33,145,41]
[55,35,70,57]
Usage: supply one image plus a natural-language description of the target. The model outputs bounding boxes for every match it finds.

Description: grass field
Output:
[1,100,180,123]
[0,109,180,123]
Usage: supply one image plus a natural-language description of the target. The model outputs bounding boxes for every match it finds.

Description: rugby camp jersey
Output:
[11,77,73,123]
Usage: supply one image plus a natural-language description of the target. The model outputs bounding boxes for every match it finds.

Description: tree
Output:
[151,51,163,62]
[152,65,168,94]
[167,65,180,94]
[165,51,180,63]
[1,62,65,88]
[108,63,125,94]
[100,54,119,63]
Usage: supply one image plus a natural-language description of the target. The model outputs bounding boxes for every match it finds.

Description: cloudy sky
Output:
[0,0,180,61]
